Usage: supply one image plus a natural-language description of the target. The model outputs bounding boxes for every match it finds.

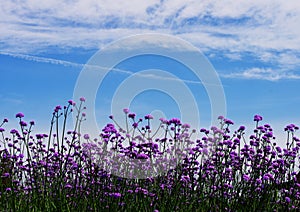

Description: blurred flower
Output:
[137,153,149,159]
[145,114,153,120]
[83,134,90,140]
[16,112,24,118]
[238,126,246,132]
[54,105,62,112]
[254,115,263,122]
[128,113,136,119]
[110,192,121,198]
[10,129,18,134]
[19,121,27,127]
[243,174,250,182]
[224,119,234,125]
[68,100,75,105]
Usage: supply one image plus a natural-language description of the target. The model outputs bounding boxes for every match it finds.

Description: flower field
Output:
[0,99,299,211]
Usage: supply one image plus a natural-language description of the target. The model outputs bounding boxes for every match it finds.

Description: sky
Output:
[1,0,300,146]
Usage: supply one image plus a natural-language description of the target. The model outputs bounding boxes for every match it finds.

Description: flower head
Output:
[19,121,27,127]
[128,113,136,119]
[16,112,24,118]
[83,134,90,140]
[123,108,129,114]
[254,115,263,122]
[68,100,76,105]
[54,105,62,112]
[145,114,153,120]
[224,119,234,125]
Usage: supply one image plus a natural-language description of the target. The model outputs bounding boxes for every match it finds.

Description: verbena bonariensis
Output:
[0,100,299,211]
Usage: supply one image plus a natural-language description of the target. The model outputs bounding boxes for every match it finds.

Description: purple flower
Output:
[0,128,4,132]
[285,196,291,203]
[19,121,27,127]
[254,115,263,122]
[128,113,136,119]
[109,115,114,119]
[36,134,44,139]
[123,108,129,114]
[243,174,250,182]
[65,184,72,189]
[263,174,269,181]
[83,134,90,140]
[68,100,75,105]
[145,114,153,120]
[238,126,246,132]
[2,172,10,177]
[132,122,138,128]
[182,123,191,129]
[110,192,121,198]
[224,119,234,125]
[170,118,181,125]
[79,97,85,102]
[137,153,149,159]
[218,115,224,120]
[10,129,18,134]
[16,112,24,118]
[54,105,62,112]
[3,118,8,123]
[256,178,262,184]
[30,121,35,125]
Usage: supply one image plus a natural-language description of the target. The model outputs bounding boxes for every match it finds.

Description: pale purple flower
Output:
[83,134,90,140]
[145,114,153,120]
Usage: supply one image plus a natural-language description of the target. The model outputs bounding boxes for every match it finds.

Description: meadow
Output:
[0,98,299,211]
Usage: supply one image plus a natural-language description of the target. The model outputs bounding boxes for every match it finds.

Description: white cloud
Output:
[222,67,300,81]
[1,0,300,76]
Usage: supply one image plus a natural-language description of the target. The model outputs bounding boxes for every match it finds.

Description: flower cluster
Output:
[0,100,299,211]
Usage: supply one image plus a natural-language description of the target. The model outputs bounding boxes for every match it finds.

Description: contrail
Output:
[0,51,84,68]
[0,51,222,86]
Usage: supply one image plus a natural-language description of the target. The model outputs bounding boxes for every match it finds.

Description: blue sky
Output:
[1,1,300,145]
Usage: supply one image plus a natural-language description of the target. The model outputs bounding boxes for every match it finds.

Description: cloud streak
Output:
[1,51,223,86]
[1,1,300,80]
[221,68,300,81]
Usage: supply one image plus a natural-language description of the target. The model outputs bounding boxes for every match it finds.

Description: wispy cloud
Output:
[1,51,222,86]
[221,67,300,81]
[1,1,300,79]
[0,51,84,68]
